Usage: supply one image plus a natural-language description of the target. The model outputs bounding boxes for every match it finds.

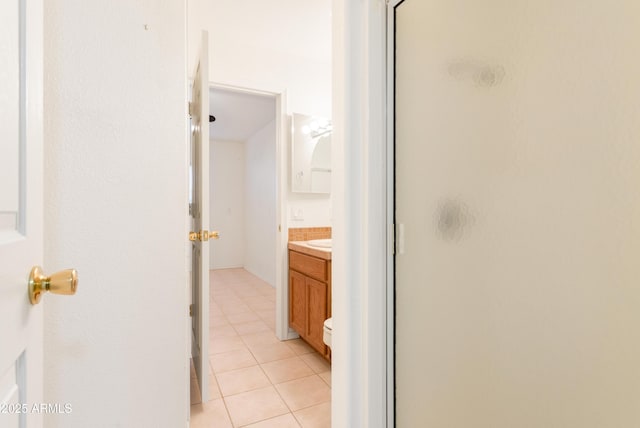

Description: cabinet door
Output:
[289,270,307,335]
[306,276,328,353]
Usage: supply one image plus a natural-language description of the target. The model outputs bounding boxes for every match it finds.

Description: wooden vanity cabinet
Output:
[288,249,331,360]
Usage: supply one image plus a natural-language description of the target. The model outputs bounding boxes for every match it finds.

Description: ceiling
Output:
[209,88,275,142]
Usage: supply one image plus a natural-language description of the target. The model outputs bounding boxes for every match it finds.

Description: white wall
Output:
[210,140,245,269]
[43,1,188,427]
[188,0,333,228]
[210,121,277,286]
[244,120,277,285]
[286,192,333,227]
[188,0,331,117]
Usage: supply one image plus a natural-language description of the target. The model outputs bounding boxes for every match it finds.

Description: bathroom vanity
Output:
[288,241,331,360]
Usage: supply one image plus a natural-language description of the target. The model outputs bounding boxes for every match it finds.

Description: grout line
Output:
[205,267,330,428]
[219,391,235,427]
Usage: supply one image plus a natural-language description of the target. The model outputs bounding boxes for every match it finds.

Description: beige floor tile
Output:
[190,399,232,428]
[210,335,247,354]
[254,309,274,321]
[226,311,261,324]
[243,413,302,428]
[204,268,332,427]
[248,341,296,364]
[286,339,315,356]
[264,317,276,332]
[241,331,280,346]
[220,302,253,315]
[212,268,255,284]
[318,371,331,388]
[234,320,271,335]
[216,365,271,396]
[216,296,245,306]
[261,356,315,384]
[242,295,270,306]
[224,386,290,427]
[210,315,229,327]
[256,284,276,295]
[210,302,223,313]
[210,348,258,373]
[211,324,239,338]
[234,286,263,298]
[211,289,235,298]
[300,352,331,374]
[275,375,331,411]
[209,373,222,400]
[293,402,331,428]
[248,301,276,312]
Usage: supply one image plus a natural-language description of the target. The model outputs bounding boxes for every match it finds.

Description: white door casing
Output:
[204,83,291,342]
[190,31,211,403]
[274,91,291,341]
[0,0,44,426]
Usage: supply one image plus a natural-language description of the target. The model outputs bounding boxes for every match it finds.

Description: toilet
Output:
[323,317,333,348]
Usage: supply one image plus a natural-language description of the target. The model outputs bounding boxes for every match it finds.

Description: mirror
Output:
[291,113,332,194]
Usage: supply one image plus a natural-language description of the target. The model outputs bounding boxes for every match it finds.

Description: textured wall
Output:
[43,1,188,426]
[210,140,245,269]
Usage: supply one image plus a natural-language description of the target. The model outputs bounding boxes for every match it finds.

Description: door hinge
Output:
[188,102,193,117]
[189,304,193,317]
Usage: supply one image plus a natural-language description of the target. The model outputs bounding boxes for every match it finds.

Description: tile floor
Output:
[190,268,331,428]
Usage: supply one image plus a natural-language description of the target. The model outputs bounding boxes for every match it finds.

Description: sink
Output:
[307,239,332,248]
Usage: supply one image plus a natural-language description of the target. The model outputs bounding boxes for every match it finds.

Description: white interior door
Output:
[190,31,211,403]
[0,0,44,426]
[393,0,640,426]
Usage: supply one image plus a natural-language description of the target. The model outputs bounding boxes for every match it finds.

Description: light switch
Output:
[292,208,304,221]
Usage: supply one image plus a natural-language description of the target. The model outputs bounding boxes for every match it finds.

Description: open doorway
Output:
[208,86,277,287]
[189,84,332,427]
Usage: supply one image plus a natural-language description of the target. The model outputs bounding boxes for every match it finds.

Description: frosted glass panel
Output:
[394,1,640,427]
[0,0,21,234]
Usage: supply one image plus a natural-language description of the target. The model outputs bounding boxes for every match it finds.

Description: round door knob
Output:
[29,266,78,305]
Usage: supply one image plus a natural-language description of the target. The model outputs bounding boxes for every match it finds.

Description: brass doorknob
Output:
[188,230,220,242]
[29,266,78,305]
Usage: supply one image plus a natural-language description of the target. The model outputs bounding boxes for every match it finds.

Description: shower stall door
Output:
[392,1,640,426]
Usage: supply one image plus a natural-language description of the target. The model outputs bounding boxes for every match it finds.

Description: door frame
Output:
[331,0,390,426]
[386,2,401,426]
[206,82,290,341]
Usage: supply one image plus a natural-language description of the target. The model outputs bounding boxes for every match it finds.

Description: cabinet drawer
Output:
[289,251,327,282]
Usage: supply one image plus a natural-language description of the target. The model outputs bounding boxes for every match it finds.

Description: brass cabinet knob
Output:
[29,266,78,305]
[188,230,220,242]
